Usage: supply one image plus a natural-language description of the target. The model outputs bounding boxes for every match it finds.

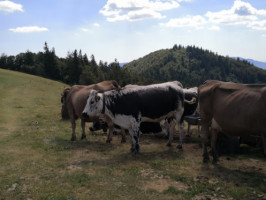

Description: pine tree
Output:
[43,42,60,79]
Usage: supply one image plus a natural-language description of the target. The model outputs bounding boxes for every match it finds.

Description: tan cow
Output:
[61,80,120,141]
[199,80,266,163]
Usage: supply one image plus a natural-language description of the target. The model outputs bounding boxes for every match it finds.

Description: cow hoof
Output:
[81,135,86,140]
[133,148,140,154]
[203,157,209,163]
[71,136,76,141]
[106,139,111,143]
[166,143,172,147]
[89,127,95,132]
[213,157,219,164]
[130,147,139,154]
[135,144,140,153]
[177,144,183,149]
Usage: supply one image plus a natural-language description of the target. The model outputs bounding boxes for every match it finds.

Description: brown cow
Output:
[61,80,120,141]
[199,80,266,163]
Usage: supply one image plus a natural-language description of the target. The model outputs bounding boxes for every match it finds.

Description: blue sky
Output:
[1,0,266,63]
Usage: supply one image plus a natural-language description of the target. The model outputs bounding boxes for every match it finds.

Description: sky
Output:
[1,0,266,63]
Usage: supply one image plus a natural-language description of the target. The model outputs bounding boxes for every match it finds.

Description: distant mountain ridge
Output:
[119,63,127,67]
[231,57,266,70]
[123,45,266,87]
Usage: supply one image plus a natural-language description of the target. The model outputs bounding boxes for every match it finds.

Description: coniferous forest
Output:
[1,43,266,87]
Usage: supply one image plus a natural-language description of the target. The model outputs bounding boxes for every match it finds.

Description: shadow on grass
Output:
[51,135,116,152]
[78,152,184,170]
[200,162,266,191]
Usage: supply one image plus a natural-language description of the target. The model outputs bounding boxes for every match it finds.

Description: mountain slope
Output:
[232,57,266,70]
[123,45,266,87]
[246,59,266,70]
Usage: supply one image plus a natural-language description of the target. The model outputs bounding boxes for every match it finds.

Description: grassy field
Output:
[0,68,265,200]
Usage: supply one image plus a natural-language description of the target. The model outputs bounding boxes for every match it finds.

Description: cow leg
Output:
[128,129,135,152]
[129,129,140,154]
[201,124,210,163]
[197,125,201,137]
[166,118,175,146]
[173,106,184,149]
[160,119,170,138]
[210,128,219,163]
[71,119,76,141]
[80,119,86,140]
[120,129,126,143]
[262,133,266,156]
[186,123,191,137]
[177,122,185,149]
[106,124,114,143]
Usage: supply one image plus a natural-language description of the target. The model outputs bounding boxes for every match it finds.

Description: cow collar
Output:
[101,93,105,114]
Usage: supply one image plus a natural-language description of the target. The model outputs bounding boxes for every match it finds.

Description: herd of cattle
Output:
[61,80,266,163]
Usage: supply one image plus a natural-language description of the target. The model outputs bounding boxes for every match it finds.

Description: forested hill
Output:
[1,43,266,87]
[123,45,266,87]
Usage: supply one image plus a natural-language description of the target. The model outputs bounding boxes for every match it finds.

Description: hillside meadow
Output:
[0,68,265,200]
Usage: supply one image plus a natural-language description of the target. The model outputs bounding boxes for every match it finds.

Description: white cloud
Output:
[9,26,48,33]
[0,0,23,13]
[81,28,91,32]
[81,23,100,33]
[161,0,266,32]
[247,20,266,30]
[93,23,100,27]
[206,0,266,30]
[209,25,220,31]
[100,0,180,22]
[160,15,207,29]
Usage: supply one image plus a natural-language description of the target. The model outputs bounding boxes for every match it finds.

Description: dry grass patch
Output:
[142,177,188,193]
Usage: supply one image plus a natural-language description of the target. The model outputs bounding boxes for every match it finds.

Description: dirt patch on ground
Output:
[141,168,188,193]
[143,178,188,193]
[67,164,83,170]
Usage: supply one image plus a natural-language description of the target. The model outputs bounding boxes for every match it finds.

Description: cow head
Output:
[61,88,70,120]
[82,89,103,121]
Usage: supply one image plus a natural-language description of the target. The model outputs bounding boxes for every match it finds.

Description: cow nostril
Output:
[82,112,88,119]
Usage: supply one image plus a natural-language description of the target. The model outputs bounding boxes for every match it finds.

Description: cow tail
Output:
[61,88,71,120]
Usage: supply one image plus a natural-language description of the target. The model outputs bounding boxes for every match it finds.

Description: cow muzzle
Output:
[82,112,89,119]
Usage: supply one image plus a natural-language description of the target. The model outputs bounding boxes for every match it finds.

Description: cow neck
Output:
[101,93,106,114]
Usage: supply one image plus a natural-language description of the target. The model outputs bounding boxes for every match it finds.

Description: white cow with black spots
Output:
[82,81,195,153]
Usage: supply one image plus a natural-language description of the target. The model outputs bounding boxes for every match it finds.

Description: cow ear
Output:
[95,95,101,102]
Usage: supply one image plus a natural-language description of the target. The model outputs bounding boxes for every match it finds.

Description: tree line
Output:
[1,43,266,87]
[0,42,140,86]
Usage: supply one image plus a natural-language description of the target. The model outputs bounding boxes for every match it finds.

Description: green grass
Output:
[0,68,265,200]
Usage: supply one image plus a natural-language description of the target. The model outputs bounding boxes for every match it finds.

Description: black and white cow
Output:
[82,81,196,153]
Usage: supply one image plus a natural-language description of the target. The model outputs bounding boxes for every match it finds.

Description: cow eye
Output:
[90,101,94,105]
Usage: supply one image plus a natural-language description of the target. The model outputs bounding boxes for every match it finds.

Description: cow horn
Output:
[184,97,197,104]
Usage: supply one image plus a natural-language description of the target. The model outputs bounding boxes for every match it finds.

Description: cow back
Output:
[104,81,184,120]
[199,80,266,136]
